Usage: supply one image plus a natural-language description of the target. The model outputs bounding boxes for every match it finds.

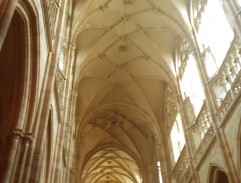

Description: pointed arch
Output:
[0,8,26,135]
[15,0,39,131]
[208,164,230,183]
[0,0,39,135]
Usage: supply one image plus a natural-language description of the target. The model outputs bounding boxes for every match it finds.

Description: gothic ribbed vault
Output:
[71,0,193,182]
[82,147,142,183]
[1,1,241,183]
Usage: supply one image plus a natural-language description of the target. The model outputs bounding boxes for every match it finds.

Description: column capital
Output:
[6,129,33,143]
[21,133,33,144]
[6,129,22,140]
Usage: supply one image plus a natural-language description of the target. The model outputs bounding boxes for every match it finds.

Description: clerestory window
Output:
[179,54,205,117]
[195,0,234,77]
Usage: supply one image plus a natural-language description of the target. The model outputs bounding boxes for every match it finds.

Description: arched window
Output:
[194,0,234,77]
[176,38,207,152]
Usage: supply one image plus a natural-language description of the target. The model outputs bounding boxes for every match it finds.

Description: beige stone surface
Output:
[0,0,241,183]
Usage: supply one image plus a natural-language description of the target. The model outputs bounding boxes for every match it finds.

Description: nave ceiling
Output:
[69,0,193,182]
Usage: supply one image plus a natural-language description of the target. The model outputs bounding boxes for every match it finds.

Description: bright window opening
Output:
[203,54,217,77]
[238,0,241,6]
[197,0,234,77]
[180,54,205,116]
[170,113,185,162]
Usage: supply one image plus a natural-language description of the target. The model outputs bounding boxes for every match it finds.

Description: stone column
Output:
[11,133,33,183]
[63,44,76,126]
[0,0,18,51]
[51,123,66,183]
[0,129,32,183]
[0,129,21,183]
[25,51,53,183]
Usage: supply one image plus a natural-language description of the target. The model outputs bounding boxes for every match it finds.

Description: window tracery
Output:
[177,38,205,118]
[164,85,178,133]
[193,0,234,77]
[176,37,217,166]
[177,39,190,79]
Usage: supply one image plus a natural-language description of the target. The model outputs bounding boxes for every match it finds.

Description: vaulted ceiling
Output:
[70,0,193,182]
